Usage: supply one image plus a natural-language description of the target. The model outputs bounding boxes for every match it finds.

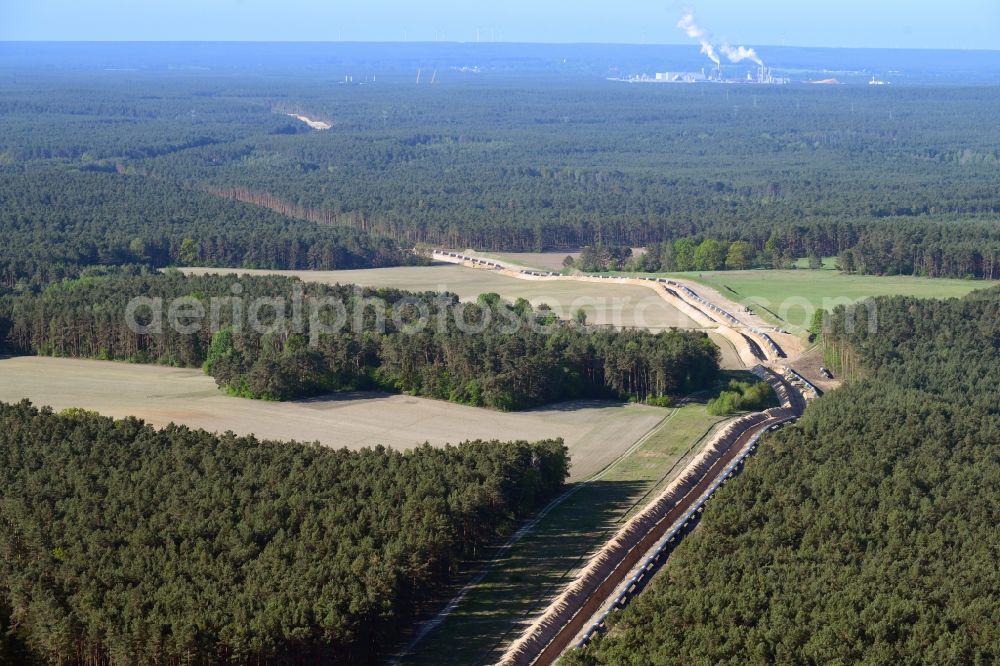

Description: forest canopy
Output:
[0,401,569,665]
[0,166,421,290]
[3,74,1000,283]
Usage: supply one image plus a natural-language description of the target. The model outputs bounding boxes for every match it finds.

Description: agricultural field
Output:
[402,403,731,665]
[0,356,666,482]
[182,266,747,368]
[672,269,996,331]
[182,265,700,330]
[418,251,994,346]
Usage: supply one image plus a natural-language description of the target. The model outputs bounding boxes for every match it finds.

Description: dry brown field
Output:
[0,356,667,481]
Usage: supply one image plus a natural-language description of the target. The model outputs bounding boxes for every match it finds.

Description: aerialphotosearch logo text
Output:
[124,282,878,342]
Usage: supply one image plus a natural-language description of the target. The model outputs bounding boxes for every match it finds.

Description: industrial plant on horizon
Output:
[612,12,790,85]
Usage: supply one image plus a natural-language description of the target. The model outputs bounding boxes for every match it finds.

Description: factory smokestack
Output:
[677,12,720,66]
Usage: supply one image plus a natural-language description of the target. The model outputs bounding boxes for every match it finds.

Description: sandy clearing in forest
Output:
[0,356,666,481]
[666,274,807,359]
[287,113,331,130]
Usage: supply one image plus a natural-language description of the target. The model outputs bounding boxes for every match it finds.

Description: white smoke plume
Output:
[677,12,720,66]
[721,43,763,66]
[677,12,765,69]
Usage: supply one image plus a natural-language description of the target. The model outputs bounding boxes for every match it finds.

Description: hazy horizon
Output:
[1,1,998,51]
[1,40,999,54]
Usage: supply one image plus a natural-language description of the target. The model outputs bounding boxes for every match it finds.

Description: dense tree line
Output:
[637,226,1000,277]
[0,272,720,408]
[646,238,763,272]
[0,400,568,664]
[557,229,1000,279]
[0,166,421,290]
[565,288,1000,664]
[136,83,1000,279]
[573,240,764,273]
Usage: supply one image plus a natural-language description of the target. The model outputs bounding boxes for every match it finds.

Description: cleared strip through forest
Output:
[403,251,809,664]
[497,369,806,666]
[398,403,732,665]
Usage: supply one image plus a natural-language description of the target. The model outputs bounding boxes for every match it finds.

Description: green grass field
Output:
[403,403,729,665]
[440,252,995,333]
[671,269,995,331]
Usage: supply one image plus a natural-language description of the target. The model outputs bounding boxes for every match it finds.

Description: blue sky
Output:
[1,0,998,50]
